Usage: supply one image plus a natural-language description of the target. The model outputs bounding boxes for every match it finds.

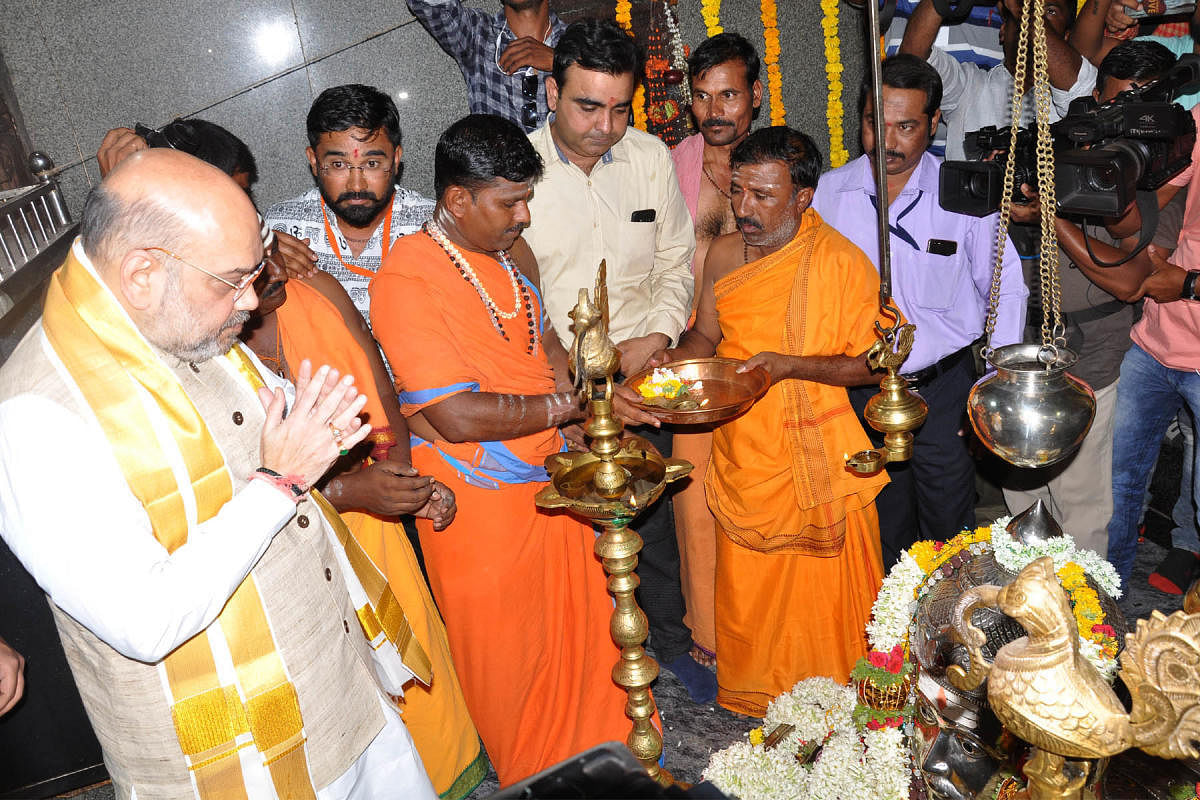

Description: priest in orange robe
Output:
[645,126,892,717]
[369,114,639,785]
[240,251,487,799]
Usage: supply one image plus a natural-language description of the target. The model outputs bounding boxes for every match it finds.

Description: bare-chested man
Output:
[671,32,763,291]
[668,32,761,667]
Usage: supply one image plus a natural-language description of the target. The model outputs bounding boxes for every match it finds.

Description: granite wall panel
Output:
[0,0,871,214]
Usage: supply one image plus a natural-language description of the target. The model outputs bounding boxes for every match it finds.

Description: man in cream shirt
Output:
[523,19,710,701]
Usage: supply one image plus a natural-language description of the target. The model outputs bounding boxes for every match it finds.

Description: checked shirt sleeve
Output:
[406,0,488,72]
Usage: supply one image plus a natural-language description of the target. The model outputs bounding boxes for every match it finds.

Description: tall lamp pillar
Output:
[535,267,692,786]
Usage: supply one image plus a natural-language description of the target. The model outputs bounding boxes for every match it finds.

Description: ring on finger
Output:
[329,423,349,456]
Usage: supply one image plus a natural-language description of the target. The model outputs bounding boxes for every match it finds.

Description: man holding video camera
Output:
[901,0,1098,161]
[995,42,1186,562]
[1050,44,1200,584]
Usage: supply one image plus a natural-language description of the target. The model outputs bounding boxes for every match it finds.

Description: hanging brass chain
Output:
[982,0,1033,359]
[1029,0,1065,350]
[982,0,1064,357]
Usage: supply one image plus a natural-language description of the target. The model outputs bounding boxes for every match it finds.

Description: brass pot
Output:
[856,673,913,712]
[967,343,1095,468]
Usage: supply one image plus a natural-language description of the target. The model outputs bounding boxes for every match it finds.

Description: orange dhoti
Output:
[713,509,882,715]
[407,468,630,785]
[705,211,891,717]
[672,429,718,657]
[277,279,484,798]
[371,232,630,786]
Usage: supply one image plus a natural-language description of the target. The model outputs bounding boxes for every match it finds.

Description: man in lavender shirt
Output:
[812,55,1026,564]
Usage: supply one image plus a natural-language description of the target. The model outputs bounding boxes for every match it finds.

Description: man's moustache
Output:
[221,311,251,333]
[336,191,379,203]
[736,216,762,231]
[702,119,735,129]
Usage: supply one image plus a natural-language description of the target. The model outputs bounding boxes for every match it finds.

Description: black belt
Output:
[901,345,973,388]
[1028,299,1127,330]
[1063,299,1128,326]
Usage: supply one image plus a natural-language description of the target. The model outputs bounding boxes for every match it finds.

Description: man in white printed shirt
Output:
[266,84,434,325]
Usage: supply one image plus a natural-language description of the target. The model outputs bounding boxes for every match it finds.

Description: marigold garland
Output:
[632,84,649,130]
[701,0,722,37]
[869,519,1121,678]
[615,0,631,28]
[820,0,849,167]
[614,0,648,130]
[760,0,786,126]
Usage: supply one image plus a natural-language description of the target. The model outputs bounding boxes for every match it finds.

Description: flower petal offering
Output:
[636,367,701,410]
[623,358,770,425]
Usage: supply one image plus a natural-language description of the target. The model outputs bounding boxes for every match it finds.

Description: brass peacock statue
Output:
[568,259,619,391]
[948,556,1200,799]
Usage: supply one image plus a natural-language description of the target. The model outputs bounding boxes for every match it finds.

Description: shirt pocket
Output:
[908,251,967,312]
[620,218,657,271]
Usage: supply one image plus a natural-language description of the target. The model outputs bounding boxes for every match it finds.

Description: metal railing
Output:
[0,153,72,281]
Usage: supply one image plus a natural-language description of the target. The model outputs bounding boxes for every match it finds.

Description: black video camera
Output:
[939,54,1200,218]
[937,126,1039,217]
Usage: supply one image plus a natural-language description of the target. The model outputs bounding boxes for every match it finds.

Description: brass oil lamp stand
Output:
[535,267,692,785]
[845,310,928,475]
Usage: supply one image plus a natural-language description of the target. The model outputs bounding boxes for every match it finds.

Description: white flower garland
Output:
[867,518,1122,661]
[865,550,924,652]
[1079,636,1119,682]
[705,522,1127,799]
[704,679,909,800]
[988,517,1123,599]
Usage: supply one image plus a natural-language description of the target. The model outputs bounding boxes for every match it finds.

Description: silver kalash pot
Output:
[967,343,1095,468]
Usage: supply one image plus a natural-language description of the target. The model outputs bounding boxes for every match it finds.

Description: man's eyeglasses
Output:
[318,159,391,177]
[149,247,265,300]
[521,73,540,132]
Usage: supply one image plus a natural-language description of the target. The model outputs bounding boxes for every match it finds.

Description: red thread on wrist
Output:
[250,469,307,502]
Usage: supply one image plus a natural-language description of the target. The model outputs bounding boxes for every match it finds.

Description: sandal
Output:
[690,642,717,668]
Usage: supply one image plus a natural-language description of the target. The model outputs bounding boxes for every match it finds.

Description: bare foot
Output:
[690,643,716,668]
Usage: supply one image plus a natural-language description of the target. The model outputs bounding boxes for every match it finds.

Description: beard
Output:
[150,270,251,362]
[319,181,396,228]
[161,309,250,363]
[502,0,542,10]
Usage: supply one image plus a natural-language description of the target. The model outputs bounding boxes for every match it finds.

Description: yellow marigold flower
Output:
[749,727,765,746]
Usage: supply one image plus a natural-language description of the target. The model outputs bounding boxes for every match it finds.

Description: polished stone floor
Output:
[62,438,1189,800]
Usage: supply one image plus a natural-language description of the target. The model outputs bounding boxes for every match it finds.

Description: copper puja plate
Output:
[623,357,770,425]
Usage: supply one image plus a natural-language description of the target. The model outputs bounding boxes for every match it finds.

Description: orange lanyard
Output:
[320,195,394,279]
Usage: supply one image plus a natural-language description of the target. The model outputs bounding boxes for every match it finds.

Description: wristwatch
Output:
[1183,270,1200,302]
